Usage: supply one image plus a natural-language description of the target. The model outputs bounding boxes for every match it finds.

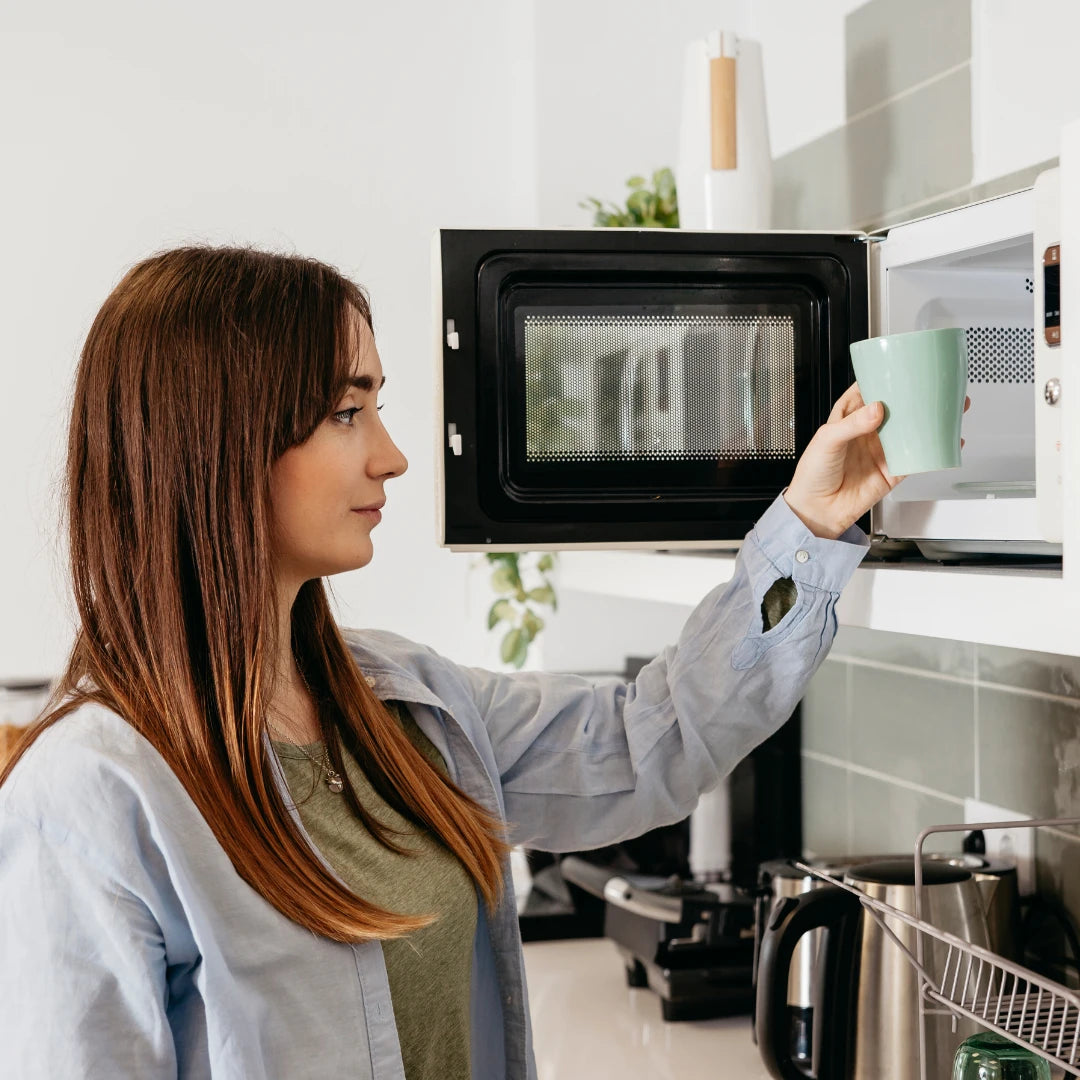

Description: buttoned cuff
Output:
[746,490,870,593]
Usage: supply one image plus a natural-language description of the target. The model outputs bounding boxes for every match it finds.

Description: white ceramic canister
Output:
[0,679,53,765]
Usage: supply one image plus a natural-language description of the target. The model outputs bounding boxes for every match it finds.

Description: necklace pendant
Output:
[326,771,344,794]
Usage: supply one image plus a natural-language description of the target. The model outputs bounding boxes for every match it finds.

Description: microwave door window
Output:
[523,312,796,468]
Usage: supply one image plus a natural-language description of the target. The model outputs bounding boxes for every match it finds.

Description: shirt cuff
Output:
[746,490,870,593]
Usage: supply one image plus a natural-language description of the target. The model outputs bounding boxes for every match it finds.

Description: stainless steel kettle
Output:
[755,858,992,1080]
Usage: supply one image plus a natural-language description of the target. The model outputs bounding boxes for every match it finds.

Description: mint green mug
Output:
[849,327,968,476]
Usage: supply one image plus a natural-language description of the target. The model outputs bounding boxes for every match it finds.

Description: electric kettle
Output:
[755,859,992,1080]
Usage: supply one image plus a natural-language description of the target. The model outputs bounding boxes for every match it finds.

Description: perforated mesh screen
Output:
[523,313,796,462]
[964,327,1034,385]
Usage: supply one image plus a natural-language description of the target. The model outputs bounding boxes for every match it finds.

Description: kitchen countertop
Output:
[523,937,772,1080]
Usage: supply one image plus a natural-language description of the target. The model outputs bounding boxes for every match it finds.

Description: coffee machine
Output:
[560,705,803,1020]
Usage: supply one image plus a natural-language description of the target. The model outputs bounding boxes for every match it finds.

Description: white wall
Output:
[533,0,866,230]
[971,0,1080,182]
[542,590,693,675]
[0,0,537,681]
[534,0,743,227]
[747,0,868,157]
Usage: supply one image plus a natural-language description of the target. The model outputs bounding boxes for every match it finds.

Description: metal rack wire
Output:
[794,816,1080,1080]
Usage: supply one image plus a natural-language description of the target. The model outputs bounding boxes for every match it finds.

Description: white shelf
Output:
[557,550,1078,655]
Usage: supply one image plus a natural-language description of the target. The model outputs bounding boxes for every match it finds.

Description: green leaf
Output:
[491,565,518,594]
[526,585,556,607]
[581,166,679,231]
[501,627,527,666]
[653,167,676,203]
[626,189,657,223]
[522,609,545,639]
[487,599,514,630]
[511,633,529,668]
[536,553,555,572]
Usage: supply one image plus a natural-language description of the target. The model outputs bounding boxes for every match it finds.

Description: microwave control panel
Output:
[1044,243,1061,346]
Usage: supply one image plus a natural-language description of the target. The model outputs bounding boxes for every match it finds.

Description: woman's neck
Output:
[267,667,321,744]
[268,587,322,744]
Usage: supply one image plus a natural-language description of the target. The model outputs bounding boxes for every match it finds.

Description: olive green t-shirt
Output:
[273,703,477,1080]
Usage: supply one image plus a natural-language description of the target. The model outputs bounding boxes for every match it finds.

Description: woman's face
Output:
[269,316,408,589]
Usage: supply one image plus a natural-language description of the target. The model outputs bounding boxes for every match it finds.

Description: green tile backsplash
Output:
[834,626,975,679]
[845,0,970,117]
[847,770,961,857]
[773,0,975,233]
[801,633,1080,937]
[783,0,1080,979]
[848,664,974,798]
[774,65,972,230]
[802,756,850,856]
[801,658,848,759]
[978,687,1080,820]
[978,645,1080,699]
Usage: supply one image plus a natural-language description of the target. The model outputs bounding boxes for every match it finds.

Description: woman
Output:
[0,245,898,1079]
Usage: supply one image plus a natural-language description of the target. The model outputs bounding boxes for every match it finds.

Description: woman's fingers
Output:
[821,400,884,447]
[829,381,866,422]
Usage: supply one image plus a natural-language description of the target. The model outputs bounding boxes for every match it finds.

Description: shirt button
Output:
[795,549,810,564]
[365,675,376,687]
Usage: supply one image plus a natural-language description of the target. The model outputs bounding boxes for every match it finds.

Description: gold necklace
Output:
[268,670,345,794]
[286,737,345,794]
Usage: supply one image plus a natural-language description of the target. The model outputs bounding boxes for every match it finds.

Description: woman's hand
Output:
[783,383,970,540]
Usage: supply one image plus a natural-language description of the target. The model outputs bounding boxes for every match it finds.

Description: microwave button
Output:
[795,549,810,564]
[1044,378,1062,406]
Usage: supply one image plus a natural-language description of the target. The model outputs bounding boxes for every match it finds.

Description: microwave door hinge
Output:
[447,422,463,456]
[858,233,886,337]
[446,319,460,350]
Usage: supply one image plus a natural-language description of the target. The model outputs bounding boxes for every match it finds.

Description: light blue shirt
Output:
[0,494,868,1079]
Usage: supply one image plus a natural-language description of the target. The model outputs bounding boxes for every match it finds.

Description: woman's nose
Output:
[371,417,408,479]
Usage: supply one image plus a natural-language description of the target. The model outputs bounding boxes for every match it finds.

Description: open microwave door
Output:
[435,228,869,550]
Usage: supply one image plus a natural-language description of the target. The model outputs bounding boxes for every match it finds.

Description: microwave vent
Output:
[964,326,1034,385]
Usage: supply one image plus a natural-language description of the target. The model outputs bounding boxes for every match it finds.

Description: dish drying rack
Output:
[794,816,1080,1080]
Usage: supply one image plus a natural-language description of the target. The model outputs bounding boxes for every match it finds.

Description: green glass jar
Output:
[952,1032,1052,1080]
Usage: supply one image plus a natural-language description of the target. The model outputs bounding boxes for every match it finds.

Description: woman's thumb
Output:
[831,400,883,442]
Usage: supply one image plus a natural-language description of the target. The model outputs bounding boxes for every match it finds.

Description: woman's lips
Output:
[352,507,382,525]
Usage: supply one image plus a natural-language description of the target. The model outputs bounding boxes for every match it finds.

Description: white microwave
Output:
[434,169,1061,559]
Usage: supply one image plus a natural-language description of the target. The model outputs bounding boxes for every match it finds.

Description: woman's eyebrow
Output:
[345,374,387,392]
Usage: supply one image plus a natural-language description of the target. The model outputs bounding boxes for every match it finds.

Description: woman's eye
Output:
[332,407,361,426]
[332,403,384,426]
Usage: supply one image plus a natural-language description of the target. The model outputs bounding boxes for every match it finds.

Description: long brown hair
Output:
[0,246,510,941]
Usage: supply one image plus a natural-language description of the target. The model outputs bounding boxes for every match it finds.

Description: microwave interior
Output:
[439,232,868,549]
[874,227,1052,556]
